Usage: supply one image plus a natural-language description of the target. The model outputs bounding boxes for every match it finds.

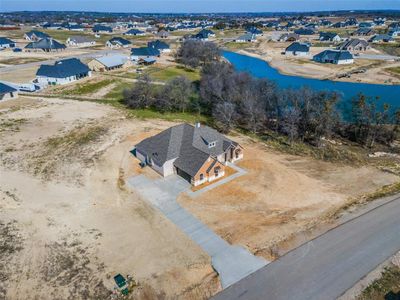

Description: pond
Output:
[223,51,400,113]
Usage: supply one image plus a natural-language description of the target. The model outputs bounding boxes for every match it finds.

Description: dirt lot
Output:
[0,97,219,300]
[178,135,400,260]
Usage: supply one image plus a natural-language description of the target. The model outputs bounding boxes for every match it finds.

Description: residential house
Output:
[88,54,130,72]
[0,82,18,101]
[388,28,400,38]
[106,37,131,48]
[247,27,263,36]
[92,24,112,33]
[353,27,375,36]
[66,36,96,47]
[148,40,171,53]
[25,38,66,52]
[157,29,169,39]
[313,50,354,64]
[359,22,374,28]
[68,24,85,31]
[124,29,146,36]
[191,29,215,41]
[234,33,256,43]
[319,32,341,43]
[24,30,50,41]
[0,37,16,49]
[131,47,160,63]
[369,34,395,43]
[36,58,91,85]
[332,22,346,28]
[278,33,299,42]
[285,42,310,56]
[294,28,315,35]
[134,123,243,186]
[337,39,370,52]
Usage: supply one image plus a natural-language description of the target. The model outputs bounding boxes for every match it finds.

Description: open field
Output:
[0,97,219,299]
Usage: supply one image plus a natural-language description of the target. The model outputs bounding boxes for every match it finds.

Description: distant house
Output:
[92,24,112,33]
[157,29,169,39]
[319,32,341,43]
[106,37,131,48]
[148,40,170,53]
[337,39,370,52]
[68,24,85,31]
[36,58,91,85]
[278,33,299,42]
[88,54,131,72]
[353,27,375,36]
[234,33,256,43]
[285,42,310,56]
[313,50,354,65]
[247,27,263,36]
[0,82,18,101]
[0,37,16,49]
[66,36,96,47]
[191,29,215,41]
[124,29,146,36]
[134,123,243,186]
[24,30,50,41]
[359,22,374,28]
[42,22,61,30]
[369,34,395,43]
[388,28,400,37]
[332,22,346,28]
[131,47,160,63]
[25,38,66,52]
[294,28,315,35]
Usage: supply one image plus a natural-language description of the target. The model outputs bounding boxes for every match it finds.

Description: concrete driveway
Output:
[127,173,267,288]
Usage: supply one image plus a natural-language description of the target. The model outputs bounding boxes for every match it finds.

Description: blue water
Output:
[223,51,400,112]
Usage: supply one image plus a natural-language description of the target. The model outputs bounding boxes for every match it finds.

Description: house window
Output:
[214,167,220,177]
[200,174,204,181]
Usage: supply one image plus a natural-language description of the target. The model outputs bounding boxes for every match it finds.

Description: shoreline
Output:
[233,49,400,86]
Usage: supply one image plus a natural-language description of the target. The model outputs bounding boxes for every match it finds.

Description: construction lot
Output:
[1,95,399,298]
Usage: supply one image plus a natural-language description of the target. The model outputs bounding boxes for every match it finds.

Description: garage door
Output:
[176,168,192,183]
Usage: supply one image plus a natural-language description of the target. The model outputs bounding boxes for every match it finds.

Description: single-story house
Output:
[0,82,18,101]
[285,42,310,56]
[332,22,346,28]
[0,37,16,49]
[337,39,370,51]
[388,28,400,37]
[148,40,170,53]
[359,22,375,28]
[124,29,145,36]
[24,30,50,41]
[92,24,112,33]
[88,54,131,72]
[106,37,131,48]
[157,29,169,39]
[247,27,263,36]
[25,38,66,52]
[353,28,375,36]
[234,33,256,43]
[319,32,341,42]
[66,36,96,47]
[294,28,315,35]
[313,50,354,65]
[369,34,395,43]
[278,33,299,42]
[36,58,91,85]
[131,47,160,62]
[68,24,85,31]
[134,123,243,186]
[191,29,215,41]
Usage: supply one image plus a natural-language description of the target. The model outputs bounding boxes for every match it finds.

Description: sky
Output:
[1,0,400,13]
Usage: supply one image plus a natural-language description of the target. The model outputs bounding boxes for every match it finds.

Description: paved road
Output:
[127,174,267,288]
[0,49,125,73]
[213,196,400,300]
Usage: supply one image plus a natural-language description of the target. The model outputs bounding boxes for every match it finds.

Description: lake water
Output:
[223,51,400,113]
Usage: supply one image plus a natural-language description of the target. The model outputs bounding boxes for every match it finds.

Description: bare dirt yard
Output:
[0,97,219,300]
[178,134,400,260]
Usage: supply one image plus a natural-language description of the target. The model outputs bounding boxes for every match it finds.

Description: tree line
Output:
[124,40,399,149]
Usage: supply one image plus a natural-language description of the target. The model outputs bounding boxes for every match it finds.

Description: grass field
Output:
[223,41,252,50]
[147,65,200,81]
[62,79,116,96]
[0,57,47,65]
